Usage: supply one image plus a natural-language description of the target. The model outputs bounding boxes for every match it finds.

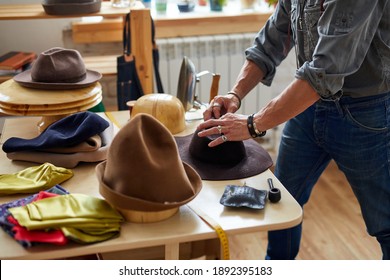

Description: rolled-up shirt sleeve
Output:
[295,1,387,99]
[245,2,294,86]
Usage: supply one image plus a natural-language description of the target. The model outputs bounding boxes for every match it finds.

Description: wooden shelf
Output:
[155,12,272,38]
[72,4,274,42]
[0,1,144,20]
[0,1,153,94]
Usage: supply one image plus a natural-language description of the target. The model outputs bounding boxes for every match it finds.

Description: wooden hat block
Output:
[129,93,186,134]
[117,207,179,223]
[0,79,102,132]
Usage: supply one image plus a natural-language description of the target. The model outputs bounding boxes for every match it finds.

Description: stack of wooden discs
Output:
[0,79,102,131]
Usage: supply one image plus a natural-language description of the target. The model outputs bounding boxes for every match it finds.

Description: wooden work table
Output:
[0,111,302,260]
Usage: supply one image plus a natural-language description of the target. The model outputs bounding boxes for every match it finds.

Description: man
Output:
[197,0,390,259]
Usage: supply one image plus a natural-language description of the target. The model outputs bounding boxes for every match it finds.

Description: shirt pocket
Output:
[303,4,322,58]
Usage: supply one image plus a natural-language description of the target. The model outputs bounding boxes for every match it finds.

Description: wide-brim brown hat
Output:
[42,0,102,16]
[96,113,202,223]
[14,47,102,90]
[175,130,273,181]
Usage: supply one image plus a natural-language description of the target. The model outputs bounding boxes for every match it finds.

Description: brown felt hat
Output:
[13,47,102,90]
[175,130,273,181]
[96,113,202,223]
[42,0,102,16]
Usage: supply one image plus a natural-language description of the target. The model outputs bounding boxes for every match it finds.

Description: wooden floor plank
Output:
[230,161,382,260]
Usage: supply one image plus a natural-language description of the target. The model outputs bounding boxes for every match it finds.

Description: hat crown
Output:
[101,114,201,211]
[189,130,246,165]
[175,130,273,181]
[31,48,87,83]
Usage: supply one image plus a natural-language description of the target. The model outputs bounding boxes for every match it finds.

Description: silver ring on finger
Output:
[221,135,228,142]
[212,102,221,108]
[217,125,222,134]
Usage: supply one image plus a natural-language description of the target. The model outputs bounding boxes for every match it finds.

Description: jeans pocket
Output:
[345,100,388,132]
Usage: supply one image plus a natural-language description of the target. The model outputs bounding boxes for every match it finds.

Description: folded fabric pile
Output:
[0,162,73,195]
[0,185,69,247]
[0,185,124,247]
[0,185,68,247]
[2,111,114,168]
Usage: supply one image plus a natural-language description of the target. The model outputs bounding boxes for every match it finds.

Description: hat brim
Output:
[42,1,102,15]
[175,134,273,180]
[13,69,102,90]
[96,161,203,212]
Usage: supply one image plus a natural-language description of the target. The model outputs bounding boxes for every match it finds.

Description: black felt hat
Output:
[175,130,273,181]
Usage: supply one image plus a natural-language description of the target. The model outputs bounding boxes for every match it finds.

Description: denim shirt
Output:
[245,0,390,99]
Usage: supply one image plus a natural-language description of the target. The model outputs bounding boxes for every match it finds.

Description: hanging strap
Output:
[151,18,164,93]
[123,13,131,56]
[124,13,164,93]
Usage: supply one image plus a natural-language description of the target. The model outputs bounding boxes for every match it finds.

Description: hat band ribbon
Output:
[36,72,87,83]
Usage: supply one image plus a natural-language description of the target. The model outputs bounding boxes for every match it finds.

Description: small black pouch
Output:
[219,184,267,210]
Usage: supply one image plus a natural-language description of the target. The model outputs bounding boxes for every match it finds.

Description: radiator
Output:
[156,33,296,151]
[156,33,272,114]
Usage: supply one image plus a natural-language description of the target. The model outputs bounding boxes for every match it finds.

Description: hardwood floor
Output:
[229,160,382,260]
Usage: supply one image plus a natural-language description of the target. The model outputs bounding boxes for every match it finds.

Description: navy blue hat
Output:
[2,111,109,153]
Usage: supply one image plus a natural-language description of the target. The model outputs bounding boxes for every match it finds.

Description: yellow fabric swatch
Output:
[0,163,73,195]
[61,227,120,244]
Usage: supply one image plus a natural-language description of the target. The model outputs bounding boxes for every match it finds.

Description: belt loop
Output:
[320,90,344,115]
[334,98,344,116]
[333,90,344,116]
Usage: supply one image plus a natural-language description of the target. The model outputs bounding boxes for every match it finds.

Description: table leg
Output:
[165,242,180,260]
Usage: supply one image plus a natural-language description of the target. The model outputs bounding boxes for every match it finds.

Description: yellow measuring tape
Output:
[188,204,230,260]
[104,111,122,129]
[103,112,230,259]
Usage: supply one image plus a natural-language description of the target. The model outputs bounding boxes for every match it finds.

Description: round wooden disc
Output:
[0,91,102,113]
[0,79,102,112]
[0,92,102,116]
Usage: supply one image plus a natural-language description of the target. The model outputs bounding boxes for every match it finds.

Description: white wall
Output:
[0,0,78,54]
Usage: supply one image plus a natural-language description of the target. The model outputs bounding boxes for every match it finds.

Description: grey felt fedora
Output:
[13,47,102,90]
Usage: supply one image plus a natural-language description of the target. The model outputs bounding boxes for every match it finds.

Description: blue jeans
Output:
[266,92,390,259]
